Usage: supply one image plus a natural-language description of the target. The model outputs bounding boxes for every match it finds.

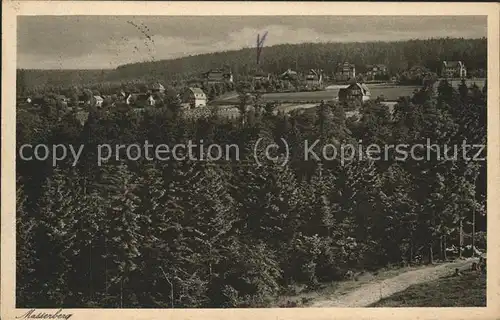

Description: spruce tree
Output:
[16,181,36,306]
[36,168,83,306]
[94,162,141,307]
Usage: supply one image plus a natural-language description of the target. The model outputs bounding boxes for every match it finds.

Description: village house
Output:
[335,62,356,82]
[30,96,47,107]
[181,87,207,109]
[77,95,86,107]
[305,69,323,88]
[280,69,299,81]
[125,93,151,106]
[17,96,32,105]
[126,94,135,105]
[442,61,467,78]
[338,82,371,103]
[202,68,234,85]
[252,70,271,82]
[55,95,69,104]
[365,64,388,80]
[135,93,156,107]
[77,94,102,108]
[150,82,165,94]
[278,69,300,91]
[92,95,104,108]
[118,89,127,99]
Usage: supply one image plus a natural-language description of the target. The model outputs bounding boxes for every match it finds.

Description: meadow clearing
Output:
[213,78,486,105]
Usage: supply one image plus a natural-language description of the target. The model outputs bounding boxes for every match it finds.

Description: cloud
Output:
[17,16,487,69]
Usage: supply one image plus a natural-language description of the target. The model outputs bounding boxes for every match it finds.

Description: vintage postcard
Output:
[2,1,499,320]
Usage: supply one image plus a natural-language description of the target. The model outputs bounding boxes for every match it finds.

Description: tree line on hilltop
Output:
[17,37,487,95]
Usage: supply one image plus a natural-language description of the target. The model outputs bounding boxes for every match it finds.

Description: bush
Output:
[314,238,348,282]
[282,235,322,285]
[208,240,281,307]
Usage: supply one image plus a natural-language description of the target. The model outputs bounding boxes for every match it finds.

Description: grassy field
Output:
[370,271,486,307]
[214,84,420,104]
[213,78,486,105]
[258,84,420,102]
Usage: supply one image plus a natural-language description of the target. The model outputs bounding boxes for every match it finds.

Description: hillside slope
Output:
[371,270,486,307]
[308,259,477,308]
[18,37,487,91]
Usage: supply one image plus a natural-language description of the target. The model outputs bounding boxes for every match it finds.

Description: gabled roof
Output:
[367,64,387,70]
[336,62,355,72]
[187,87,206,97]
[151,83,165,91]
[280,69,298,80]
[360,83,370,95]
[306,69,322,79]
[93,95,104,101]
[281,68,298,75]
[308,69,322,76]
[345,83,370,96]
[354,83,370,95]
[443,61,464,68]
[126,94,137,102]
[202,69,232,82]
[337,62,355,67]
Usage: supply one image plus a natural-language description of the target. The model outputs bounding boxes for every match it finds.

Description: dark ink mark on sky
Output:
[127,20,156,62]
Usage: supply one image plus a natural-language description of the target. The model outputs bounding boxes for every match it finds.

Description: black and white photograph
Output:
[2,2,499,320]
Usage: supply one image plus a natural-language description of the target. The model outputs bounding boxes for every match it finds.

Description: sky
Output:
[17,16,487,70]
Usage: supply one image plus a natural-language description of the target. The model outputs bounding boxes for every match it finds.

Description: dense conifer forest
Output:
[16,78,487,307]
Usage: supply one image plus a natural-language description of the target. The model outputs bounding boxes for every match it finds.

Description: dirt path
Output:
[309,259,475,307]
